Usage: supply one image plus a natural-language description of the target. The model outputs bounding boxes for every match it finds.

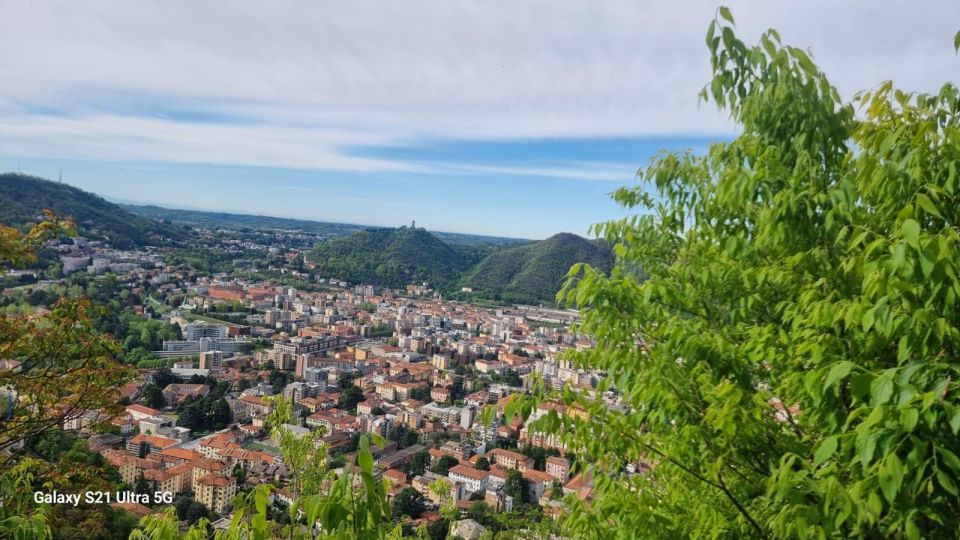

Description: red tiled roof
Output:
[448,464,489,481]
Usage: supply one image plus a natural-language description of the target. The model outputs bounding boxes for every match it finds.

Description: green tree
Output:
[173,497,193,521]
[426,518,449,540]
[514,9,960,540]
[474,457,490,471]
[466,500,492,527]
[503,469,526,505]
[141,384,165,410]
[431,455,459,476]
[338,384,365,412]
[407,449,430,477]
[398,429,419,449]
[0,214,135,540]
[390,487,426,520]
[134,474,151,497]
[184,501,209,525]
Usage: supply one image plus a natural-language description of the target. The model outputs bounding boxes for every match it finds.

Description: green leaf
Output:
[850,373,874,399]
[938,470,958,495]
[906,518,921,540]
[814,436,838,466]
[955,30,960,52]
[938,447,960,473]
[860,434,878,466]
[899,408,919,431]
[878,454,903,503]
[866,491,882,516]
[950,406,960,435]
[718,6,735,25]
[825,361,854,390]
[916,193,944,220]
[871,375,894,405]
[902,219,920,249]
[862,307,876,332]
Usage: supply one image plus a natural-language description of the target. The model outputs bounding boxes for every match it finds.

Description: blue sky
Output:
[0,136,717,238]
[1,1,956,238]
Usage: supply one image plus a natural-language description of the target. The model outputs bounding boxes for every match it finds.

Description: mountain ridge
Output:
[0,173,188,248]
[460,232,614,304]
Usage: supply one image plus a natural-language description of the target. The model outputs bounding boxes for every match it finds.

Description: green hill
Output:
[307,226,481,288]
[0,173,187,248]
[460,232,614,304]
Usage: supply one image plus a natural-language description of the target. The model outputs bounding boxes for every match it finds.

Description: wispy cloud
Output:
[441,163,638,183]
[2,0,956,177]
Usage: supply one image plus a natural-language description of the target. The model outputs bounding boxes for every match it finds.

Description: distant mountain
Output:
[122,204,365,237]
[307,226,483,289]
[0,173,187,248]
[460,232,614,304]
[122,203,527,245]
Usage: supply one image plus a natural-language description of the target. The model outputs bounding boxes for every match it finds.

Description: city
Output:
[2,212,609,538]
[2,2,959,539]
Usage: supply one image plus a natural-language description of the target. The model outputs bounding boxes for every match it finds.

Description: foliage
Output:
[307,227,478,289]
[500,369,522,388]
[0,174,186,248]
[338,384,365,412]
[503,470,527,505]
[4,434,131,540]
[431,455,459,477]
[270,368,295,396]
[406,449,430,477]
[520,444,559,472]
[0,225,134,457]
[475,456,490,471]
[176,380,232,432]
[142,384,166,410]
[512,8,960,539]
[117,313,182,363]
[390,487,426,520]
[466,500,492,525]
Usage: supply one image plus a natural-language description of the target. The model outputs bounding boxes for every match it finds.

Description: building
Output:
[208,285,244,301]
[199,350,224,370]
[184,323,228,341]
[195,473,237,514]
[448,464,489,498]
[128,433,180,456]
[303,367,328,384]
[522,469,554,502]
[431,386,451,403]
[486,448,532,472]
[546,456,570,481]
[162,383,210,408]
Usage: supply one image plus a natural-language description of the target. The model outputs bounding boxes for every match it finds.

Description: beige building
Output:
[487,448,533,472]
[195,473,237,514]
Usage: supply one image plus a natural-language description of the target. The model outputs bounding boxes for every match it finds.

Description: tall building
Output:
[198,350,223,370]
[185,323,228,341]
[460,405,476,429]
[303,367,328,384]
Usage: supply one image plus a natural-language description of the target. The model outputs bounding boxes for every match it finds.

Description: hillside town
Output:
[10,234,614,537]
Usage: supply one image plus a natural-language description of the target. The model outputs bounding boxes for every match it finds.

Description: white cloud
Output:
[1,0,957,173]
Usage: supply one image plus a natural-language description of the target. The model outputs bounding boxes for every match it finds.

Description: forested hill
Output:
[307,226,483,289]
[308,228,613,304]
[0,174,188,248]
[460,232,614,304]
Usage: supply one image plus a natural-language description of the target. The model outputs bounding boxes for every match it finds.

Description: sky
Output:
[1,1,957,238]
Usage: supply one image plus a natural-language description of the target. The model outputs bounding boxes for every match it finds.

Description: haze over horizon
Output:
[2,0,957,237]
